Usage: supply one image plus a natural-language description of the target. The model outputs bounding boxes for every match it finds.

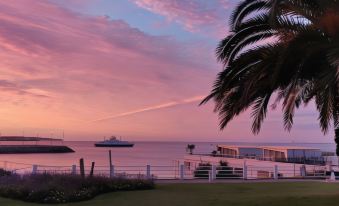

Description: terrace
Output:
[211,145,329,165]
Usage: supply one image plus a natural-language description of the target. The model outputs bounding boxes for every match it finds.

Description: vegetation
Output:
[0,169,11,177]
[201,0,339,153]
[216,161,243,178]
[0,173,154,203]
[193,162,243,179]
[186,144,196,154]
[2,182,339,206]
[211,150,217,156]
[194,163,211,178]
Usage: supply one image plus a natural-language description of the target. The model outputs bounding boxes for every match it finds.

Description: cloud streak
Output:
[90,95,204,123]
[131,0,232,36]
[0,79,51,98]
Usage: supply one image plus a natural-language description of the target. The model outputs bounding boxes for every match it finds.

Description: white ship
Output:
[94,136,134,147]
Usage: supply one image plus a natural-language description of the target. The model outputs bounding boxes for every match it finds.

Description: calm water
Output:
[0,141,335,167]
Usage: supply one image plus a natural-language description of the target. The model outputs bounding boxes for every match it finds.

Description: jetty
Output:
[0,136,62,141]
[0,145,74,154]
[0,136,74,154]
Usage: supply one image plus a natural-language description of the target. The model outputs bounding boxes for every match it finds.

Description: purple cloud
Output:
[132,0,233,36]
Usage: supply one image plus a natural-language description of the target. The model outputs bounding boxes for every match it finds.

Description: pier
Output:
[0,135,74,154]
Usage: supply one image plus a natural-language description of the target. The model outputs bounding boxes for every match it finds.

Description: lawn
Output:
[1,182,339,206]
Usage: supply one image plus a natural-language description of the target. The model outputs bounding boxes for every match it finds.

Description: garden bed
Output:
[0,171,154,203]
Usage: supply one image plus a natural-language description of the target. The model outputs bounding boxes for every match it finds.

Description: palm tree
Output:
[186,144,196,154]
[201,0,339,154]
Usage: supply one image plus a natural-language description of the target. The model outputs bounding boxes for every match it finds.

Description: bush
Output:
[193,162,242,179]
[194,163,211,179]
[0,168,11,177]
[216,161,243,179]
[0,173,154,203]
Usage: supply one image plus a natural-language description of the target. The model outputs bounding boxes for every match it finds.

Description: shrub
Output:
[0,168,11,177]
[0,173,154,203]
[219,161,228,167]
[216,161,242,179]
[194,163,211,179]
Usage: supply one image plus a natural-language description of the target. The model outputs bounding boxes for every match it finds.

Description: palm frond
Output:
[230,0,270,31]
[216,24,272,64]
[251,94,272,134]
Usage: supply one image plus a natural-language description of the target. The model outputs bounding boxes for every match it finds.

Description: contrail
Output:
[90,95,205,123]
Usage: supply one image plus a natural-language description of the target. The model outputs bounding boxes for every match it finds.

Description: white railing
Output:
[192,153,327,165]
[0,160,331,181]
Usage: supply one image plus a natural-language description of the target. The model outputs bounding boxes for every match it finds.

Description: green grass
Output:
[1,182,339,206]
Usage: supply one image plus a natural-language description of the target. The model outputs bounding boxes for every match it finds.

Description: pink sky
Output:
[0,0,333,142]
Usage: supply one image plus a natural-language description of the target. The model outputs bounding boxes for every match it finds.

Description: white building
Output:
[217,145,262,158]
[217,145,323,161]
[183,145,329,179]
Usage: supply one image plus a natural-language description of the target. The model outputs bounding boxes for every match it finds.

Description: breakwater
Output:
[0,136,62,141]
[0,145,74,154]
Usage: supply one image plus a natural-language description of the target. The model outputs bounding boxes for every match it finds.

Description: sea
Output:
[0,141,336,168]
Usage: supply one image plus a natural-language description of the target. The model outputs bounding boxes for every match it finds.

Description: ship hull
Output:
[94,143,134,147]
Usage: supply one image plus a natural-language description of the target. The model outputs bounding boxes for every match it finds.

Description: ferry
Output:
[94,136,134,147]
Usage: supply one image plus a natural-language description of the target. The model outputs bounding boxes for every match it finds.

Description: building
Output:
[217,145,323,162]
[217,145,262,158]
[261,146,322,161]
[183,144,329,180]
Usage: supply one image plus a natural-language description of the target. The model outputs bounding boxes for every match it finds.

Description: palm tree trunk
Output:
[335,128,339,156]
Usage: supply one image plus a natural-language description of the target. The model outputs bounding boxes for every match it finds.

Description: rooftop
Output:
[217,145,259,149]
[260,146,319,150]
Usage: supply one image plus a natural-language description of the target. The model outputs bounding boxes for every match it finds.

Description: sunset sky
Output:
[0,0,334,142]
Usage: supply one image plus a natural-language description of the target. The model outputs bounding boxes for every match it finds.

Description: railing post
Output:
[330,170,336,181]
[180,164,184,180]
[32,165,38,175]
[273,165,278,180]
[3,161,7,170]
[208,170,212,182]
[300,164,306,178]
[108,150,113,178]
[89,162,95,177]
[79,158,85,178]
[243,161,247,180]
[146,165,151,179]
[212,165,216,181]
[71,165,77,175]
[110,165,115,178]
